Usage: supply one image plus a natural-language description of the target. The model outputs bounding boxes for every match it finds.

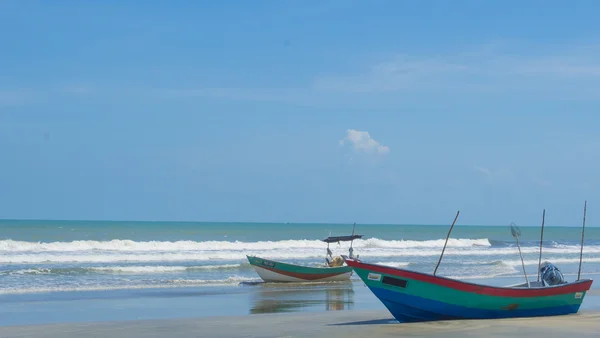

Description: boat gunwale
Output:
[345,258,593,297]
[246,255,351,272]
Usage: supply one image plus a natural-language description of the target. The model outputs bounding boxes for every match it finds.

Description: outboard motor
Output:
[540,261,565,286]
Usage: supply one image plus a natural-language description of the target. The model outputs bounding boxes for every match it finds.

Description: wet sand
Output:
[1,284,598,336]
[1,310,599,338]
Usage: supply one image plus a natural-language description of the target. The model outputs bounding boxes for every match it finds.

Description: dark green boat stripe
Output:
[247,256,352,275]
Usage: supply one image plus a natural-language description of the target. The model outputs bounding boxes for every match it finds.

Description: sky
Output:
[1,0,599,226]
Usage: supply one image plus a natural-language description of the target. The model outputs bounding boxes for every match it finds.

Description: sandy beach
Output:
[1,284,598,337]
[1,309,599,338]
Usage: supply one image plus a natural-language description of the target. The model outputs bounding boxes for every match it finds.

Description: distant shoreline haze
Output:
[0,219,593,228]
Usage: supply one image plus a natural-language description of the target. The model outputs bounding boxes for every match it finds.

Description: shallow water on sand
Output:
[1,275,599,327]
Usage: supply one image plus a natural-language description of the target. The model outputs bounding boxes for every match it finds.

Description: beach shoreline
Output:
[2,309,600,338]
[1,282,598,327]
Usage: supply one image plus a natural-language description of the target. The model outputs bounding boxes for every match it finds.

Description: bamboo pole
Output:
[537,209,546,283]
[433,210,460,276]
[578,201,587,280]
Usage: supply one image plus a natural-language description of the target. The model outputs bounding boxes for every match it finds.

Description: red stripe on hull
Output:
[259,265,347,280]
[345,259,593,297]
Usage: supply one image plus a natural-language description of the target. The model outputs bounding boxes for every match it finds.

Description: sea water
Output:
[1,220,599,325]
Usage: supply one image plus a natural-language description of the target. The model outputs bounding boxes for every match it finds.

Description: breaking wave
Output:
[2,242,600,264]
[0,276,258,295]
[0,264,244,276]
[0,238,491,252]
[89,264,242,273]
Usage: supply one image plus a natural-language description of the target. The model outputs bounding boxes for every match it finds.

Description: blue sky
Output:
[1,0,599,226]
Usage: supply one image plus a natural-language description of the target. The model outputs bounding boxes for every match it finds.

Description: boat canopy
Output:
[322,234,363,243]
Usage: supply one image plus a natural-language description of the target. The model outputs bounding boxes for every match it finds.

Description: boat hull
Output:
[345,258,593,322]
[247,256,353,283]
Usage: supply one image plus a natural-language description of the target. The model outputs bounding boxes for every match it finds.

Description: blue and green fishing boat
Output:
[346,205,594,322]
[247,224,362,283]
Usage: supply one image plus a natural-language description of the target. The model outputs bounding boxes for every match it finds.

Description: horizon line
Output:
[0,218,591,228]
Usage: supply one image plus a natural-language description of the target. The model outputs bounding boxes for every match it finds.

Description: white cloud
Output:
[475,166,492,178]
[475,166,519,186]
[314,57,469,93]
[531,175,551,188]
[153,42,600,105]
[311,41,600,99]
[61,85,93,94]
[0,90,30,106]
[0,85,94,107]
[153,87,315,104]
[339,129,389,154]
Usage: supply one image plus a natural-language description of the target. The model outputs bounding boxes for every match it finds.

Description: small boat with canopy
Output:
[247,224,363,282]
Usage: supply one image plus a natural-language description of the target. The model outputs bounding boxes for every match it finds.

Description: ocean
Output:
[1,219,599,295]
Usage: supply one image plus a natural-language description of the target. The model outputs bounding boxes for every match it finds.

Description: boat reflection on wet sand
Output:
[249,281,355,314]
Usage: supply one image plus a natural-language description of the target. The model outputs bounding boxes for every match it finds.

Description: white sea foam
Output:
[0,276,257,295]
[501,257,600,267]
[373,261,410,268]
[0,238,491,252]
[443,271,600,280]
[373,259,520,278]
[3,245,600,264]
[1,264,243,275]
[88,264,241,273]
[2,237,600,265]
[90,266,188,273]
[4,268,53,275]
[166,276,250,284]
[0,237,493,264]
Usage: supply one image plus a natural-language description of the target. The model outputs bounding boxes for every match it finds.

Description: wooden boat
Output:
[247,256,355,282]
[345,205,594,322]
[247,225,363,283]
